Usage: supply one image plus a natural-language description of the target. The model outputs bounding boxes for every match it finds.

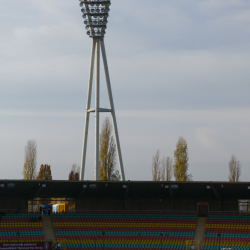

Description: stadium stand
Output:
[202,213,250,250]
[0,212,45,243]
[51,211,197,250]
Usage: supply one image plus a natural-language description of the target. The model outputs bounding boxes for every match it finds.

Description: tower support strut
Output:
[80,38,125,181]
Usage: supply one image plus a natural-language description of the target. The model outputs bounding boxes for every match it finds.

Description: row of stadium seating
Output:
[0,228,43,231]
[55,211,196,214]
[52,219,196,222]
[51,212,197,249]
[1,210,250,250]
[0,213,45,243]
[65,246,186,250]
[202,213,250,250]
[0,230,43,235]
[55,231,194,236]
[3,213,39,218]
[52,213,196,218]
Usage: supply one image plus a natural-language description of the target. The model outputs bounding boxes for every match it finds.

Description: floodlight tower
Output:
[78,0,125,181]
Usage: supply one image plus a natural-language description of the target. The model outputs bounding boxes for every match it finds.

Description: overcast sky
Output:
[0,0,250,181]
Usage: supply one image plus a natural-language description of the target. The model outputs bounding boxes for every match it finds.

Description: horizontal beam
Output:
[82,13,109,17]
[87,108,112,113]
[81,1,110,4]
[85,25,107,28]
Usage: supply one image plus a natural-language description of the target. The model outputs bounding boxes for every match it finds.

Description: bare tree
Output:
[161,157,166,181]
[69,164,80,181]
[229,155,241,182]
[23,140,37,180]
[161,156,173,181]
[152,150,161,181]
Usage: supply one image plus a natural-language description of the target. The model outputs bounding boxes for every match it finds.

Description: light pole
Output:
[160,233,163,250]
[16,231,20,244]
[102,231,105,250]
[217,233,221,250]
[165,233,169,250]
[138,233,141,249]
[77,0,126,181]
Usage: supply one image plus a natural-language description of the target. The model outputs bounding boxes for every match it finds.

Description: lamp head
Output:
[78,0,111,38]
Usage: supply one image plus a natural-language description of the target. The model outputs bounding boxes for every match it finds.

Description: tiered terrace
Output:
[202,213,250,250]
[0,213,45,243]
[51,211,197,250]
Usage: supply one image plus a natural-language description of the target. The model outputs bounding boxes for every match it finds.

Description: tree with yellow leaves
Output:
[37,164,52,180]
[99,117,120,181]
[173,137,192,181]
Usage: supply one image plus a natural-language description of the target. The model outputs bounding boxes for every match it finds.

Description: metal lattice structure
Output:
[78,0,125,181]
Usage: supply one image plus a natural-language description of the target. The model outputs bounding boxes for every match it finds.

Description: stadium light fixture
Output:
[78,0,125,181]
[160,233,164,250]
[102,231,105,250]
[217,233,221,250]
[79,0,111,38]
[16,231,20,243]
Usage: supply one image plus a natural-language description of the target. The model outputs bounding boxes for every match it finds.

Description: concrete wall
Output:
[0,198,28,211]
[76,197,239,212]
[0,197,238,213]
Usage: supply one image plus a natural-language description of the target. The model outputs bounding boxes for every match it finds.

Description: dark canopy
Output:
[0,180,249,200]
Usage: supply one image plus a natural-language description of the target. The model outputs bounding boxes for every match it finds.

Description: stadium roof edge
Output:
[0,180,249,200]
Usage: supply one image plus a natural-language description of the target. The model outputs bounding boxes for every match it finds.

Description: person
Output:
[48,207,51,216]
[57,243,61,250]
[54,244,58,250]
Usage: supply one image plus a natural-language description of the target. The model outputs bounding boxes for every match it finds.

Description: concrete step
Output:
[42,216,56,242]
[193,217,207,249]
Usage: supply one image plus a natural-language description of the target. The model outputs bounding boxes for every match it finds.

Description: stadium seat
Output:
[202,213,250,250]
[51,211,197,249]
[0,212,45,243]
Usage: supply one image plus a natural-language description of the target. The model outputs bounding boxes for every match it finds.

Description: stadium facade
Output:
[0,180,249,214]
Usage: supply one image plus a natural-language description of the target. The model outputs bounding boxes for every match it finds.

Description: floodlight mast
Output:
[79,0,125,181]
